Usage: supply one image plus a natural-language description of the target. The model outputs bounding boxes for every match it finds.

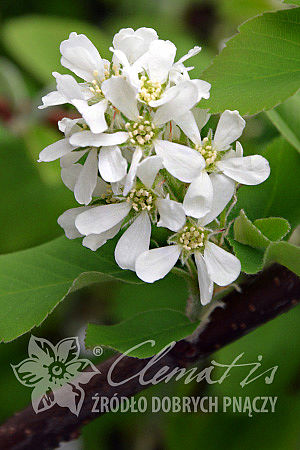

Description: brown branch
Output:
[0,264,299,450]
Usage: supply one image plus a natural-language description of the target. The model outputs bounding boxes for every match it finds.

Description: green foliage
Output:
[2,15,111,84]
[234,210,270,249]
[265,241,300,275]
[232,137,300,229]
[227,239,265,274]
[112,274,188,321]
[283,0,300,4]
[86,309,196,358]
[0,126,74,253]
[231,210,298,275]
[199,8,300,115]
[0,236,139,343]
[254,217,290,241]
[265,92,300,153]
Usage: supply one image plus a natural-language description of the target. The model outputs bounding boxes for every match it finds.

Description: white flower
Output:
[60,32,109,82]
[100,76,210,193]
[39,118,128,204]
[135,204,241,305]
[155,110,270,218]
[39,72,108,134]
[112,27,158,65]
[74,166,186,271]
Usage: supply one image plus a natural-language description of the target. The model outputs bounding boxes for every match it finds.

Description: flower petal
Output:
[38,138,74,162]
[98,146,128,182]
[200,173,235,226]
[53,72,84,101]
[136,156,163,188]
[69,130,128,147]
[74,150,98,205]
[153,81,199,125]
[115,212,151,270]
[60,32,104,81]
[60,150,87,168]
[177,46,202,64]
[143,39,177,83]
[72,99,108,134]
[174,111,201,145]
[83,222,122,251]
[123,147,143,196]
[101,76,139,120]
[183,172,213,218]
[217,155,270,185]
[11,359,49,387]
[39,90,67,109]
[213,110,245,151]
[57,206,90,239]
[28,335,56,365]
[135,245,181,283]
[194,252,214,305]
[156,197,186,231]
[191,79,211,101]
[154,140,205,182]
[204,242,241,286]
[75,202,131,235]
[61,164,82,191]
[56,337,80,364]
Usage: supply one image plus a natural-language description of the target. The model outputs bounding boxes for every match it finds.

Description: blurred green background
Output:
[1,0,300,449]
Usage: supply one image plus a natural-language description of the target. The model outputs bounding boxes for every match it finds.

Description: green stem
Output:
[185,257,202,322]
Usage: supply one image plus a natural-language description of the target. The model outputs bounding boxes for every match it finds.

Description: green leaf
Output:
[231,210,297,275]
[283,0,300,5]
[264,241,300,276]
[0,127,73,254]
[199,8,300,115]
[86,309,197,358]
[265,92,300,153]
[0,236,139,343]
[2,15,111,84]
[234,210,270,249]
[232,137,300,229]
[254,217,291,241]
[227,237,265,274]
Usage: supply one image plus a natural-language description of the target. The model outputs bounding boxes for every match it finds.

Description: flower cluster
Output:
[39,27,270,305]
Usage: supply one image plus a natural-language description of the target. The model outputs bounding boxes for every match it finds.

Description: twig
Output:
[0,264,299,450]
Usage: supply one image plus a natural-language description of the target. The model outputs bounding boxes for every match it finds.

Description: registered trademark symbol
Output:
[93,346,103,357]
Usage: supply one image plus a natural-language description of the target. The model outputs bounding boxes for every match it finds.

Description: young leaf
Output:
[199,8,300,115]
[0,236,139,343]
[2,16,111,84]
[266,93,300,153]
[227,237,265,274]
[234,210,270,249]
[85,309,197,358]
[265,241,300,276]
[254,217,291,242]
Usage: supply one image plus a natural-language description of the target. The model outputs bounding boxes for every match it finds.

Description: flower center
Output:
[195,137,218,169]
[48,362,66,380]
[126,186,155,212]
[100,187,119,204]
[139,76,163,103]
[125,116,157,147]
[177,224,208,253]
[88,67,111,103]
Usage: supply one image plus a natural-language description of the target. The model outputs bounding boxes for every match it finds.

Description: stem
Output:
[185,258,202,322]
[0,265,298,450]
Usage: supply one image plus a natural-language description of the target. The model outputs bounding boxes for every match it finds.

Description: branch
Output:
[0,264,299,450]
